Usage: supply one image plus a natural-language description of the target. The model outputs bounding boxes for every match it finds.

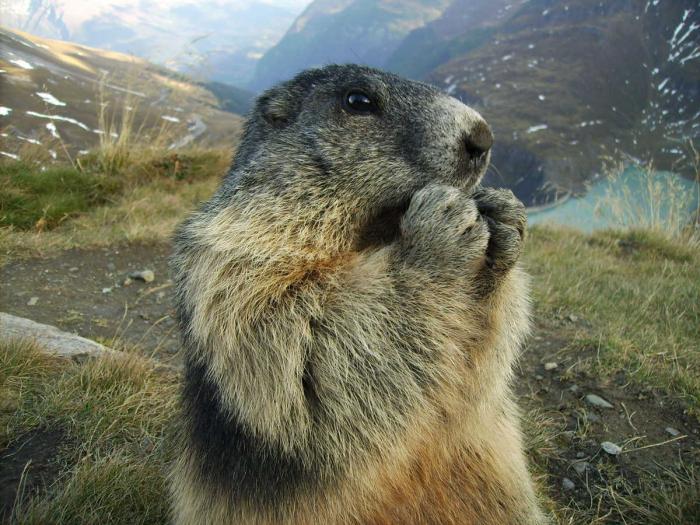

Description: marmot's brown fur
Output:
[170,64,546,524]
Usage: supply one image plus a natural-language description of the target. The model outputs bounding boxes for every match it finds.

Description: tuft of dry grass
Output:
[1,339,178,524]
[595,144,700,243]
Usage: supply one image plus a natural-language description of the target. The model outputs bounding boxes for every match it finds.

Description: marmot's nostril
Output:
[464,121,493,160]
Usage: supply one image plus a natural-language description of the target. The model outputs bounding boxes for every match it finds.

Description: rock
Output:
[128,270,154,283]
[601,441,622,455]
[544,362,558,371]
[102,287,112,294]
[575,451,586,459]
[69,267,79,272]
[27,296,39,306]
[0,312,112,359]
[585,394,614,409]
[562,478,575,491]
[123,277,133,286]
[535,374,544,381]
[573,461,589,475]
[569,384,580,394]
[567,314,579,322]
[586,413,601,423]
[665,427,681,437]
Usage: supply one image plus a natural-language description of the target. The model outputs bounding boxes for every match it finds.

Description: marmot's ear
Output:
[258,86,301,128]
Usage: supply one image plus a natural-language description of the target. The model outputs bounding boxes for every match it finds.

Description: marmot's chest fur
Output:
[170,64,546,524]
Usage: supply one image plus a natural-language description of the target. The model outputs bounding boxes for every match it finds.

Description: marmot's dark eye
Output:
[344,91,377,114]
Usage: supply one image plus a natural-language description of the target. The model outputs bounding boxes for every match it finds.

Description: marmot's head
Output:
[221,64,493,247]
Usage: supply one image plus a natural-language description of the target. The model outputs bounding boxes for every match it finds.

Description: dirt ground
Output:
[1,242,699,519]
[0,428,66,521]
[518,318,700,510]
[0,243,181,365]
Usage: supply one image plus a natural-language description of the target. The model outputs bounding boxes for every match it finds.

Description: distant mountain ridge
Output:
[0,0,309,88]
[249,0,451,91]
[409,0,700,202]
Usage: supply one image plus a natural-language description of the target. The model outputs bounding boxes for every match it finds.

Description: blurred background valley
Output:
[1,0,699,223]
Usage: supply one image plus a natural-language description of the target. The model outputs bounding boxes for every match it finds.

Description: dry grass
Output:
[1,339,178,524]
[0,148,228,264]
[595,143,700,242]
[525,226,700,411]
[89,74,182,177]
[523,225,700,523]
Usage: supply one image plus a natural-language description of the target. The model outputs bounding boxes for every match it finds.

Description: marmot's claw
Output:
[472,187,527,240]
[483,217,522,272]
[401,184,489,266]
[471,188,526,293]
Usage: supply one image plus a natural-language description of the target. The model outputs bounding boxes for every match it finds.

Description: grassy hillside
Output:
[1,145,699,522]
[0,27,244,165]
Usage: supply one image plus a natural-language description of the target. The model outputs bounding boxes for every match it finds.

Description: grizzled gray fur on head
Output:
[214,64,492,228]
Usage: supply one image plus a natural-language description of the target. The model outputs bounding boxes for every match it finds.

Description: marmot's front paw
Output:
[472,187,526,278]
[400,184,490,268]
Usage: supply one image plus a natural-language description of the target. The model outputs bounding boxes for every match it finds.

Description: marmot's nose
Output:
[464,120,493,160]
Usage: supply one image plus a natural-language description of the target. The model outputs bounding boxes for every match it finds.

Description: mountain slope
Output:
[249,0,450,91]
[385,0,527,79]
[0,27,245,163]
[393,0,700,204]
[0,0,308,87]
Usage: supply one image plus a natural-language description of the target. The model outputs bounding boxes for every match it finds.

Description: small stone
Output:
[573,461,589,475]
[123,277,133,286]
[665,427,681,437]
[575,452,585,459]
[544,362,558,371]
[69,267,79,272]
[102,287,112,294]
[585,394,614,409]
[562,478,575,491]
[601,441,622,455]
[27,296,39,306]
[569,384,580,394]
[586,413,601,423]
[535,374,544,381]
[567,314,579,322]
[128,270,155,283]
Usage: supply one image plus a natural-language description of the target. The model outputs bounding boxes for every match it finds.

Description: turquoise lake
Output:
[527,168,700,233]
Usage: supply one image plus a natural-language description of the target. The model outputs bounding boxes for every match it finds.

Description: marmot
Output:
[170,64,545,524]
